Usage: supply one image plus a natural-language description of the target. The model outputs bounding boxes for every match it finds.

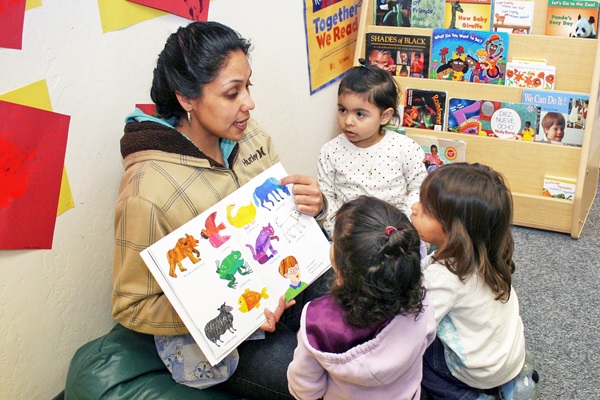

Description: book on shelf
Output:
[140,163,332,366]
[504,58,556,90]
[521,89,590,146]
[430,28,509,84]
[444,0,493,30]
[542,175,576,200]
[411,0,445,28]
[365,32,431,77]
[492,0,535,34]
[402,88,447,130]
[407,133,467,173]
[374,0,412,26]
[446,97,540,139]
[545,0,600,38]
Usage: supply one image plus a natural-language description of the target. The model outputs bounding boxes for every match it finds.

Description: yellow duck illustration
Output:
[226,202,257,228]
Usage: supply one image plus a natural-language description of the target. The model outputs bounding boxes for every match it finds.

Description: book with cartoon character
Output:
[429,28,509,84]
[444,0,493,30]
[140,163,332,366]
[492,0,535,34]
[402,88,447,130]
[365,32,431,78]
[545,0,599,38]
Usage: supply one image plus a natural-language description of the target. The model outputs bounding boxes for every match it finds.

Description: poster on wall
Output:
[126,0,209,21]
[0,0,27,49]
[303,0,361,94]
[0,101,71,249]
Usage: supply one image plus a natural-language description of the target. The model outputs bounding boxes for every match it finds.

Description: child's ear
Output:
[380,107,395,125]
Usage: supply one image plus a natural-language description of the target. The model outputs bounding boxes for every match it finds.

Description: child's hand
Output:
[280,175,325,217]
[260,295,296,332]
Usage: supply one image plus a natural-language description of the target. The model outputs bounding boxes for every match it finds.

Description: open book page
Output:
[140,162,332,365]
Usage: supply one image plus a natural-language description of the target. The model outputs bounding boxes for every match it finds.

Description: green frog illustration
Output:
[215,250,253,288]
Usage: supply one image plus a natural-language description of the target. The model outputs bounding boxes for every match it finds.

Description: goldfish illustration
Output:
[238,287,269,313]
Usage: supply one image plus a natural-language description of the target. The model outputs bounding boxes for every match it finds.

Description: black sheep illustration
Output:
[204,303,236,347]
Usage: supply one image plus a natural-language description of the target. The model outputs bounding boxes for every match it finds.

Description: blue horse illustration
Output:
[253,177,290,211]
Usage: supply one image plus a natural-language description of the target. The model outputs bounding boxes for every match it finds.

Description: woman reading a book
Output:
[111,21,329,399]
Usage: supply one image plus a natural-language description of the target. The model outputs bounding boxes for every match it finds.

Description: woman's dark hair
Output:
[150,21,252,121]
[420,163,515,302]
[338,63,400,120]
[331,196,425,328]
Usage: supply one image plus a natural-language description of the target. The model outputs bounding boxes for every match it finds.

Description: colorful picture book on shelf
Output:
[545,0,600,38]
[365,32,430,77]
[374,0,412,26]
[521,89,590,146]
[402,88,447,130]
[411,0,445,28]
[430,29,509,84]
[444,0,493,30]
[140,163,332,366]
[504,59,556,90]
[407,133,467,173]
[542,175,576,200]
[492,0,535,34]
[447,97,484,135]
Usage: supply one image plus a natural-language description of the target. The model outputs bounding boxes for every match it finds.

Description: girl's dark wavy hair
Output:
[150,21,252,121]
[338,62,401,120]
[331,196,425,328]
[420,163,515,302]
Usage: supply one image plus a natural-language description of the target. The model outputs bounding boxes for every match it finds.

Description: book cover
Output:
[492,0,535,34]
[479,100,540,139]
[504,61,556,90]
[402,88,447,130]
[140,163,332,366]
[545,0,599,38]
[407,133,467,172]
[542,175,576,200]
[521,89,590,146]
[366,32,431,78]
[430,28,509,84]
[447,97,484,134]
[374,0,412,26]
[411,0,445,28]
[444,0,493,30]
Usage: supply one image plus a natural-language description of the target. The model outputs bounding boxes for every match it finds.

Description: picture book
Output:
[444,0,493,30]
[542,175,577,200]
[545,0,600,38]
[478,100,540,139]
[430,28,509,84]
[521,89,590,146]
[402,88,447,130]
[504,60,556,90]
[447,97,484,135]
[374,0,412,26]
[411,0,445,28]
[407,133,467,173]
[365,32,430,78]
[492,0,535,34]
[140,163,332,366]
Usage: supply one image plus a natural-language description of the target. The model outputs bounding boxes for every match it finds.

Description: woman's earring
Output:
[187,111,191,125]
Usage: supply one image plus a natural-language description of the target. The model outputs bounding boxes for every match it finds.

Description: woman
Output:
[111,21,329,399]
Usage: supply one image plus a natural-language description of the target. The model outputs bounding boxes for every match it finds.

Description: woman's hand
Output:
[280,174,325,217]
[260,295,296,332]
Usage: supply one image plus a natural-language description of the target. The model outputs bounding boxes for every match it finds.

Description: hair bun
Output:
[358,58,367,66]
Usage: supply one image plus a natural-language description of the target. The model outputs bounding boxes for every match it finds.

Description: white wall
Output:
[0,1,339,398]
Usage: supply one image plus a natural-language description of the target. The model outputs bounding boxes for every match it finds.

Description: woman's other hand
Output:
[261,295,296,332]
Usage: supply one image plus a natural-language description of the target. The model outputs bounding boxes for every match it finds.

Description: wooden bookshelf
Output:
[355,0,600,238]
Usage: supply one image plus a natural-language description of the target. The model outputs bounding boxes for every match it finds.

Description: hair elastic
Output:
[385,226,397,236]
[358,58,367,67]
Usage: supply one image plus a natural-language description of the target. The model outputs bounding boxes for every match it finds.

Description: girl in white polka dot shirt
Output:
[318,62,427,238]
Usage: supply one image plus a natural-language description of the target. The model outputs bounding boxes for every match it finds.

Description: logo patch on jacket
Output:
[241,147,267,166]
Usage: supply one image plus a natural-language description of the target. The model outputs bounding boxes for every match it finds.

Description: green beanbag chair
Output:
[65,324,238,400]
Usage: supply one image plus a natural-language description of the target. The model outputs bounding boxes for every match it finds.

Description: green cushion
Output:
[65,324,237,400]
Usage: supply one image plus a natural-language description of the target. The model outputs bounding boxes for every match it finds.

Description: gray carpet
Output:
[512,180,600,399]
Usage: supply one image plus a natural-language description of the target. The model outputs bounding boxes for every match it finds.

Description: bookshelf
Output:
[354,0,600,238]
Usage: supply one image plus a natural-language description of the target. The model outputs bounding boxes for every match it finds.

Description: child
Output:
[423,144,444,172]
[410,163,528,399]
[520,121,535,142]
[541,112,565,143]
[317,62,427,238]
[287,195,435,399]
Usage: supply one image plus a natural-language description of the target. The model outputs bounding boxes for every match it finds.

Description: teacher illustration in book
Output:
[111,21,330,400]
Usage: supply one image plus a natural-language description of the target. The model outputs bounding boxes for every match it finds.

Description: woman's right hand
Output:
[260,295,296,332]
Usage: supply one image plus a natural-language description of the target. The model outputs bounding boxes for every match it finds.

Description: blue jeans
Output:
[217,269,333,399]
[422,337,482,400]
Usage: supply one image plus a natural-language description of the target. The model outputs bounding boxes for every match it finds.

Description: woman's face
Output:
[189,50,255,141]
